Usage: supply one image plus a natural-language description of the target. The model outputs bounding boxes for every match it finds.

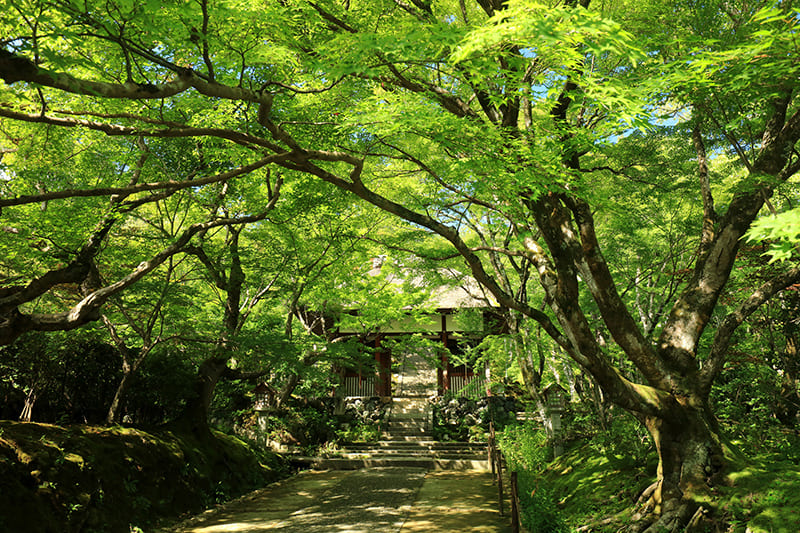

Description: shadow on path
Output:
[162,468,510,533]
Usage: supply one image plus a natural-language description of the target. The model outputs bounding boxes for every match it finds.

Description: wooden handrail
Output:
[488,419,521,531]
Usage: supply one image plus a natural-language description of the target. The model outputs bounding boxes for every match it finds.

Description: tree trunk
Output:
[19,387,37,422]
[633,402,724,532]
[177,227,245,434]
[106,365,136,425]
[275,373,301,410]
[516,346,553,439]
[176,356,230,435]
[776,334,800,427]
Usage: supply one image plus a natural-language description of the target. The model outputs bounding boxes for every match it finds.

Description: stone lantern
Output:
[543,383,567,457]
[253,383,270,410]
[252,383,271,432]
[543,383,566,413]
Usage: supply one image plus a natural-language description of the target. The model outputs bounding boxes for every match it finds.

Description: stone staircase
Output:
[384,397,432,440]
[304,397,490,471]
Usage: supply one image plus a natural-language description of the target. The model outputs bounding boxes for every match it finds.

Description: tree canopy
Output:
[2,0,800,530]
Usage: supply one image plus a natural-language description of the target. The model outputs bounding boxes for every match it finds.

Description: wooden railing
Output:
[449,374,486,399]
[488,420,522,533]
[341,375,375,397]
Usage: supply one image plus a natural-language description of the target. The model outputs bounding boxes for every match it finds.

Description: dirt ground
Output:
[161,467,512,533]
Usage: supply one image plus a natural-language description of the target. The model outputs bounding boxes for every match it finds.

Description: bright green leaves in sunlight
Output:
[746,209,800,263]
[451,0,651,133]
[451,0,643,66]
[663,4,800,106]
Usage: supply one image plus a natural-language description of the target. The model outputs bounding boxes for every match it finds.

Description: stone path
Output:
[162,468,510,533]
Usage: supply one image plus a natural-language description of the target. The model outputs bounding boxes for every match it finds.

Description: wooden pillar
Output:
[441,314,449,394]
[374,336,384,396]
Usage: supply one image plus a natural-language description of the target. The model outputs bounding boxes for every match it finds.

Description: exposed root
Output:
[626,491,709,533]
[630,481,658,523]
[641,501,697,533]
[686,506,707,531]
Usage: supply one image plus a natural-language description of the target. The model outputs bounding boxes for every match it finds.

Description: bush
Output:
[0,331,122,424]
[499,421,550,472]
[499,423,568,533]
[123,348,195,425]
[517,473,569,533]
[250,397,389,452]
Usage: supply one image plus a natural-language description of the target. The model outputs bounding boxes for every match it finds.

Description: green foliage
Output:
[517,474,570,533]
[711,357,800,463]
[334,421,382,444]
[590,410,653,466]
[2,3,800,530]
[498,422,567,532]
[258,402,338,451]
[0,330,122,423]
[499,421,550,473]
[746,208,800,263]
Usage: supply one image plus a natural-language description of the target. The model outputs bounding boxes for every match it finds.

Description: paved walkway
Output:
[162,468,511,533]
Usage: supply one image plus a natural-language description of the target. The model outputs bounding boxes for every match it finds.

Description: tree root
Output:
[626,488,710,533]
[631,480,659,520]
[640,501,697,533]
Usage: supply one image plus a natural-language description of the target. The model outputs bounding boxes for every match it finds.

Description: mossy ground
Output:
[528,441,800,532]
[0,421,289,533]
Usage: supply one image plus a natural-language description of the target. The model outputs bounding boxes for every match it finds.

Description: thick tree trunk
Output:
[633,402,724,532]
[175,356,230,435]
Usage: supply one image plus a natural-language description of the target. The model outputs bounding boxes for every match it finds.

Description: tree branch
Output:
[0,154,281,208]
[700,265,800,394]
[0,106,285,152]
[0,179,282,346]
[691,117,717,274]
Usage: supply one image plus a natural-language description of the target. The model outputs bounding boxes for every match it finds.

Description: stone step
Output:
[340,441,486,449]
[334,449,486,457]
[386,419,429,428]
[300,456,491,471]
[383,427,431,435]
[344,441,487,450]
[391,398,430,407]
[380,434,441,442]
[387,411,429,419]
[388,411,429,419]
[333,450,486,459]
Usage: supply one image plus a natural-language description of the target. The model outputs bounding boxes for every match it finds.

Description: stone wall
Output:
[431,395,522,441]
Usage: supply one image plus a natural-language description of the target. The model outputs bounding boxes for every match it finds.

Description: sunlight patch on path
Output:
[398,471,510,533]
[164,468,509,533]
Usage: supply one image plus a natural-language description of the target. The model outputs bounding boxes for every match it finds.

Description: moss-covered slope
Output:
[527,442,800,532]
[0,421,288,533]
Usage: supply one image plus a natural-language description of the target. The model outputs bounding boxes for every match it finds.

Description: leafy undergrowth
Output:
[714,450,800,532]
[0,421,290,533]
[527,441,800,532]
[527,442,655,532]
